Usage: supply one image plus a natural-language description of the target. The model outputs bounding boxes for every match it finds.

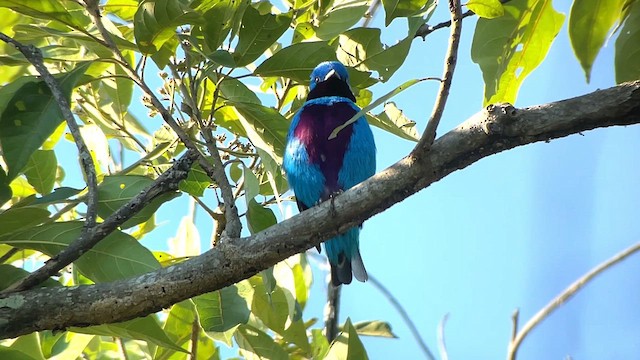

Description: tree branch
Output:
[0,150,199,294]
[418,0,463,151]
[507,239,640,360]
[0,32,99,291]
[0,81,638,338]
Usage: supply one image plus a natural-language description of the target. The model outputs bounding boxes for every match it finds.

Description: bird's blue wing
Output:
[338,106,376,190]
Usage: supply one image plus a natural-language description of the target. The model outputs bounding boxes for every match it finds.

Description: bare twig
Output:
[416,0,463,152]
[368,275,436,360]
[507,240,640,360]
[85,1,241,238]
[1,150,199,294]
[190,317,199,360]
[415,10,475,39]
[117,337,130,360]
[0,32,99,291]
[324,281,341,342]
[437,313,450,360]
[0,248,19,264]
[510,308,519,342]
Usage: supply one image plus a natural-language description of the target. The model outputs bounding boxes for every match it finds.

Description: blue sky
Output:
[52,0,640,358]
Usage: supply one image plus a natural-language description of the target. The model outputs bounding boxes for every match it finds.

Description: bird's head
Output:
[307,61,355,101]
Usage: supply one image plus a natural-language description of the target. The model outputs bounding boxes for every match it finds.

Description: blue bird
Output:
[283,61,376,286]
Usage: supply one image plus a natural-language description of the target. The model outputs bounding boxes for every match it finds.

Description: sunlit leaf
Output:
[0,345,35,360]
[351,320,397,338]
[105,0,139,22]
[615,0,640,83]
[471,0,565,105]
[0,0,90,29]
[10,332,45,360]
[311,329,330,359]
[0,221,160,282]
[569,0,624,82]
[178,164,211,197]
[367,102,420,141]
[325,318,369,359]
[466,0,505,19]
[246,199,277,234]
[168,215,201,257]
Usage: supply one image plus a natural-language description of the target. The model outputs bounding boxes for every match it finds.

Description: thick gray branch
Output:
[0,81,638,339]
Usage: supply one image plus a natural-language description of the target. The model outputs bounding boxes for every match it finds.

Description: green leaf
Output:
[195,0,245,51]
[23,150,57,195]
[0,62,91,181]
[325,318,369,360]
[351,320,397,338]
[233,6,292,66]
[154,300,196,360]
[466,0,505,19]
[10,332,45,360]
[471,0,565,105]
[32,187,81,205]
[235,324,289,360]
[0,167,11,205]
[615,0,640,83]
[381,0,434,26]
[233,102,289,164]
[134,0,203,54]
[178,164,211,197]
[104,0,139,22]
[367,102,420,142]
[0,0,90,29]
[72,316,186,353]
[97,175,180,229]
[194,281,253,333]
[41,332,94,360]
[569,0,624,82]
[0,346,36,360]
[316,2,369,40]
[333,27,416,81]
[250,276,291,333]
[0,206,50,237]
[0,221,161,282]
[254,41,337,82]
[0,264,60,291]
[311,329,330,359]
[209,75,261,104]
[246,199,277,234]
[243,166,260,201]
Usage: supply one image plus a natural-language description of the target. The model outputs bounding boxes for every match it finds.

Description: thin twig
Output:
[368,275,436,360]
[1,150,199,294]
[0,32,99,290]
[117,337,130,360]
[324,281,341,342]
[415,10,475,39]
[437,313,450,360]
[85,1,241,238]
[510,308,519,342]
[507,240,640,360]
[416,0,463,152]
[0,248,19,264]
[190,317,199,360]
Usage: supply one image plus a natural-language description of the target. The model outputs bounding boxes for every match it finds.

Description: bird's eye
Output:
[314,77,320,83]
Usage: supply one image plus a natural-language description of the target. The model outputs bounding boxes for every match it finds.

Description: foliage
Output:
[0,0,637,358]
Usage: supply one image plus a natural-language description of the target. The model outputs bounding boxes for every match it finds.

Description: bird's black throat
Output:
[306,76,356,102]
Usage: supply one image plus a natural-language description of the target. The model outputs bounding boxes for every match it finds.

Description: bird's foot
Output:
[328,190,343,218]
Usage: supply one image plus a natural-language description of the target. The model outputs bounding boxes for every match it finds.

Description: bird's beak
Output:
[324,69,341,81]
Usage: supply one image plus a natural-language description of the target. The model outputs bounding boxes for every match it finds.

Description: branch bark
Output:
[0,81,638,339]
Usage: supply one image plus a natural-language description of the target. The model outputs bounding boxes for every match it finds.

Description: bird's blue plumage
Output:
[283,61,376,286]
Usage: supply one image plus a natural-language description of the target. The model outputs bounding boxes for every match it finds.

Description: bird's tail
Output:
[326,227,368,286]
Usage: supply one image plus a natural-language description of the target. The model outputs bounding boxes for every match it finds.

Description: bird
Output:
[283,61,376,286]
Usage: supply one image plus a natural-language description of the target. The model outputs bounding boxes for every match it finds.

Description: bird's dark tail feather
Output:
[330,251,368,286]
